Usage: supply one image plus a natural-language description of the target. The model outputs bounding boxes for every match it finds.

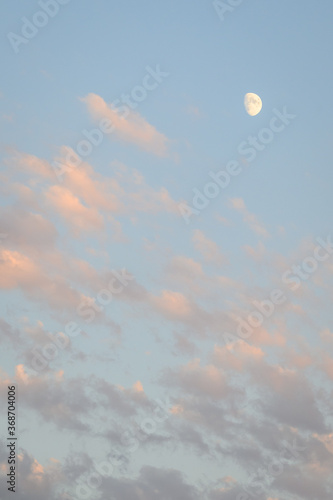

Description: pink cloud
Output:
[168,358,227,398]
[45,185,104,235]
[82,93,169,156]
[151,290,192,319]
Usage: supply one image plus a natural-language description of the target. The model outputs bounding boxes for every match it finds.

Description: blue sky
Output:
[1,1,333,499]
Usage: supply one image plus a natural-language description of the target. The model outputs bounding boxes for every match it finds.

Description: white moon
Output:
[244,93,262,116]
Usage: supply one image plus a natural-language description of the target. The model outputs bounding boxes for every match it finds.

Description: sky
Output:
[0,1,333,499]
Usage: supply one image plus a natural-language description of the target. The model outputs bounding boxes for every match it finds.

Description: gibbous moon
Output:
[244,93,262,116]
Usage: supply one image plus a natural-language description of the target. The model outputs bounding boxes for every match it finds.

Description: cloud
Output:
[271,463,333,500]
[250,362,327,433]
[173,332,198,356]
[82,93,169,156]
[95,376,151,417]
[0,449,62,500]
[0,207,57,250]
[167,256,204,280]
[163,358,227,399]
[4,150,180,244]
[212,341,265,372]
[98,465,200,500]
[2,121,333,500]
[0,366,154,432]
[45,185,104,235]
[244,241,266,262]
[320,354,333,379]
[151,290,192,319]
[53,150,122,212]
[5,149,54,180]
[229,198,269,238]
[133,380,144,393]
[0,248,84,312]
[0,318,21,346]
[0,366,93,431]
[0,249,44,289]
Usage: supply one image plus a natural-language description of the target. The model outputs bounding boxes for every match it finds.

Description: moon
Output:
[244,93,262,116]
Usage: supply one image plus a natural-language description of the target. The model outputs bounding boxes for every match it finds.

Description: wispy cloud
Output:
[82,93,169,156]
